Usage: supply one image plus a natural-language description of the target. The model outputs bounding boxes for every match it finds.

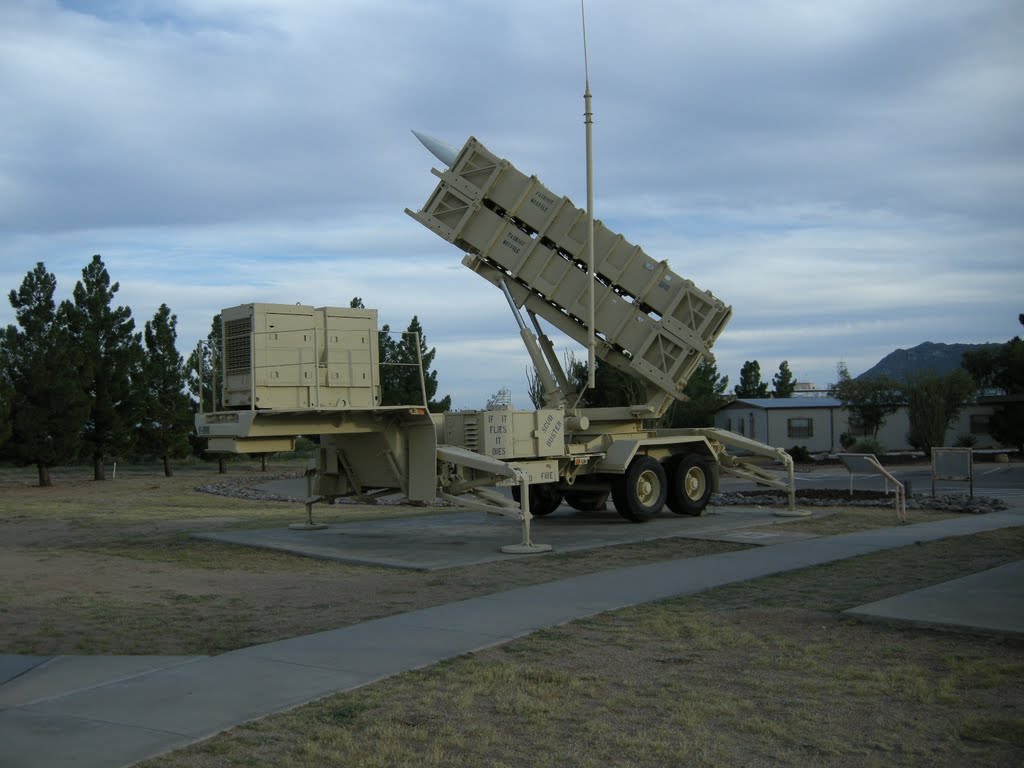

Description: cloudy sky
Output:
[2,0,1021,409]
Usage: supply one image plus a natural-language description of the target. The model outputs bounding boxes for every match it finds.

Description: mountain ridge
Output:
[856,341,998,381]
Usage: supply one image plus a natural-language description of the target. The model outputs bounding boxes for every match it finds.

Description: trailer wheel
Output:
[511,483,563,517]
[667,454,712,516]
[564,491,610,512]
[611,456,667,522]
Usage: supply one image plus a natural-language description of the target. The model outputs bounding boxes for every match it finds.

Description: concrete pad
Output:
[194,505,800,570]
[0,656,51,688]
[252,477,308,497]
[843,560,1024,637]
[0,655,206,708]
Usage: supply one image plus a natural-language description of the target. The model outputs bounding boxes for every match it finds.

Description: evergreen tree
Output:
[0,263,89,486]
[138,304,193,477]
[663,359,729,427]
[377,321,402,405]
[829,362,900,438]
[592,359,646,408]
[734,360,769,398]
[187,314,222,413]
[352,300,454,412]
[186,314,226,472]
[903,369,976,456]
[384,316,451,411]
[61,255,143,480]
[963,312,1024,451]
[772,360,796,398]
[0,379,11,450]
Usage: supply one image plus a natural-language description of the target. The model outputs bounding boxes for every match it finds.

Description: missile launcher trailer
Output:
[195,136,795,552]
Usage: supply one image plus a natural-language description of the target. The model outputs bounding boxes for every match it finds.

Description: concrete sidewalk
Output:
[1,508,1021,768]
[844,560,1024,637]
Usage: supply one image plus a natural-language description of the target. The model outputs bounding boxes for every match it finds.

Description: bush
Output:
[849,438,886,456]
[293,437,319,458]
[954,434,978,448]
[839,432,857,450]
[786,445,813,463]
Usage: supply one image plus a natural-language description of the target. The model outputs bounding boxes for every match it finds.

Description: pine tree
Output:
[734,360,769,398]
[138,304,193,477]
[377,321,402,405]
[591,359,646,408]
[772,360,796,398]
[350,299,450,415]
[662,359,729,427]
[0,379,11,450]
[393,316,451,411]
[61,255,143,480]
[349,300,450,412]
[186,313,226,472]
[187,314,222,413]
[0,263,90,486]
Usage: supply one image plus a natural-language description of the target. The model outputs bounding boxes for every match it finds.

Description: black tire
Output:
[511,483,563,517]
[666,454,713,516]
[564,490,610,512]
[611,456,667,522]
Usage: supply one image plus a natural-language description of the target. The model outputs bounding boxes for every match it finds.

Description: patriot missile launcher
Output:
[195,135,796,553]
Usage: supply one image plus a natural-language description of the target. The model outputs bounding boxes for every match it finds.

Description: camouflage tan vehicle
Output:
[196,135,795,553]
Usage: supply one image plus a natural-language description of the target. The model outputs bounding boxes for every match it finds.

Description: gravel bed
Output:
[712,489,1007,514]
[198,474,1006,515]
[196,472,308,503]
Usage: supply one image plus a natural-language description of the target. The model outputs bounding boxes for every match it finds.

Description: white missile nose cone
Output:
[412,130,458,167]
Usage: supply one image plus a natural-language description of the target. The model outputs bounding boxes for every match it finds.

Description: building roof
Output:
[722,397,844,410]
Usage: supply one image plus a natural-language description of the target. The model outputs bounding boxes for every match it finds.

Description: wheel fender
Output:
[594,440,640,474]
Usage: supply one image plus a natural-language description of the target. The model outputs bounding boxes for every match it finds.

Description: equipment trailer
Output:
[195,135,796,553]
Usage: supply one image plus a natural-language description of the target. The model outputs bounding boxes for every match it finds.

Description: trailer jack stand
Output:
[289,466,328,531]
[500,477,552,555]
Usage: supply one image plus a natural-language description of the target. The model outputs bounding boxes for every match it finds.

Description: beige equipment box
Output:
[442,408,566,460]
[221,303,380,410]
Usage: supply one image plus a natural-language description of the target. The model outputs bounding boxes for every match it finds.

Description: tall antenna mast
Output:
[581,0,596,390]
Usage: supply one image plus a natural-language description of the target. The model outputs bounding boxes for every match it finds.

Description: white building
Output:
[715,397,999,453]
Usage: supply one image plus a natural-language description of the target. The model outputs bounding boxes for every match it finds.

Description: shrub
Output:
[786,445,813,463]
[954,434,978,448]
[849,438,886,456]
[839,432,857,450]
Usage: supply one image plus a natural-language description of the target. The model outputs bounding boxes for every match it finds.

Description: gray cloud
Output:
[1,0,1021,407]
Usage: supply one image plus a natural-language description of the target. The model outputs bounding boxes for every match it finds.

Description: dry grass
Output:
[776,504,960,535]
[141,527,1024,768]
[3,460,1022,765]
[0,462,746,655]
